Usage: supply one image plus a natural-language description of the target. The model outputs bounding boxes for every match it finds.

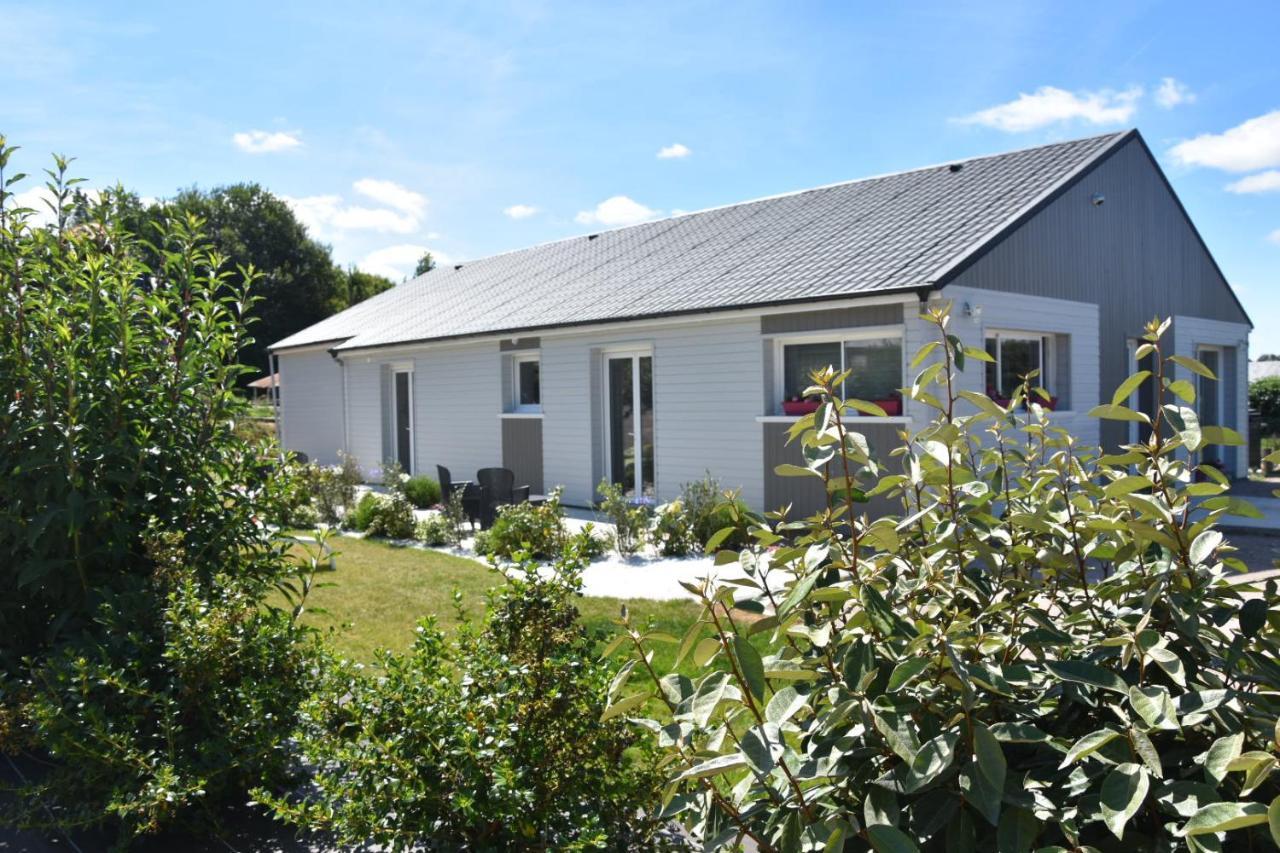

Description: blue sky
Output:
[2,0,1277,350]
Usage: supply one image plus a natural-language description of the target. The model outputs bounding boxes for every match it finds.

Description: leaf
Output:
[778,570,820,617]
[1128,685,1180,731]
[1088,403,1149,423]
[861,584,916,638]
[1200,425,1245,446]
[1189,530,1223,565]
[1101,763,1149,840]
[1112,371,1151,406]
[996,806,1039,853]
[1180,801,1268,836]
[774,463,820,478]
[733,634,766,701]
[601,690,650,721]
[1239,598,1267,637]
[675,752,747,781]
[867,824,920,853]
[1130,727,1163,778]
[887,657,931,692]
[1046,660,1127,694]
[690,671,736,727]
[740,722,784,774]
[902,729,960,793]
[1203,732,1243,782]
[973,722,1007,795]
[1104,475,1151,497]
[1060,728,1123,767]
[693,637,721,667]
[1167,378,1196,404]
[1170,354,1217,380]
[765,686,806,724]
[704,526,736,553]
[958,390,1009,418]
[911,341,940,368]
[1268,794,1280,847]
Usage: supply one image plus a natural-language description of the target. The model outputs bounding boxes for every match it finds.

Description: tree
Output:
[414,251,435,277]
[1250,376,1280,435]
[1258,353,1280,362]
[345,267,395,305]
[156,184,348,376]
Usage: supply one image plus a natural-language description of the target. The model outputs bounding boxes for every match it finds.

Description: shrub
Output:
[414,513,454,546]
[0,144,327,843]
[615,308,1280,851]
[1250,375,1280,437]
[472,528,494,556]
[258,554,665,850]
[567,521,612,561]
[700,494,760,553]
[300,453,363,524]
[482,489,568,560]
[403,474,442,509]
[356,492,416,539]
[596,480,651,556]
[347,491,381,531]
[680,472,725,544]
[651,499,696,556]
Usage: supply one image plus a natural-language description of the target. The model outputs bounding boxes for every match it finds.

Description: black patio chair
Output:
[437,464,482,529]
[475,467,531,529]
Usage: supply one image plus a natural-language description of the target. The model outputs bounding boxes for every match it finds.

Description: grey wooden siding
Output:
[502,418,544,494]
[761,303,904,335]
[500,337,540,352]
[943,137,1249,448]
[276,349,345,466]
[762,420,902,519]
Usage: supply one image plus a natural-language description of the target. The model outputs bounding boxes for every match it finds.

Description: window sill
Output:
[756,415,912,424]
[500,412,543,419]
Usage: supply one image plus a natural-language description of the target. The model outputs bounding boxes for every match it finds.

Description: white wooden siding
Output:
[341,357,384,472]
[276,349,345,466]
[907,288,1102,447]
[414,344,502,480]
[1172,315,1251,478]
[541,318,765,507]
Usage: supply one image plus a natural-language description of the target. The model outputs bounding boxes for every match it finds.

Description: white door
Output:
[603,353,654,498]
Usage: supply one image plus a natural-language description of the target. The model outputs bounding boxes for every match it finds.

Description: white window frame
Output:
[984,329,1055,400]
[771,325,905,415]
[600,345,656,499]
[511,353,542,414]
[1195,344,1224,428]
[390,363,415,475]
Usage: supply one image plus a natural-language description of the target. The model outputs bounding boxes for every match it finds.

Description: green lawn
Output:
[285,534,711,671]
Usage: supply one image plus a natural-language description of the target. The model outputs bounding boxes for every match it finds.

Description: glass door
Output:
[1197,346,1221,427]
[394,370,413,474]
[605,353,654,498]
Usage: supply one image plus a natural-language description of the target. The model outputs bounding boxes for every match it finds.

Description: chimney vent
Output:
[948,163,964,173]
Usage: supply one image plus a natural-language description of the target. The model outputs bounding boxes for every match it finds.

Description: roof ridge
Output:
[408,130,1131,279]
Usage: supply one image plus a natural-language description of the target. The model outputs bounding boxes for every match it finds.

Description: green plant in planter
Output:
[257,551,665,850]
[614,306,1280,852]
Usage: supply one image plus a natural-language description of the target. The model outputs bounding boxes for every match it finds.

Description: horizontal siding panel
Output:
[278,351,345,466]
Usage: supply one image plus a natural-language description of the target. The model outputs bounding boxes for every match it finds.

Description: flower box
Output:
[782,399,821,416]
[873,397,902,416]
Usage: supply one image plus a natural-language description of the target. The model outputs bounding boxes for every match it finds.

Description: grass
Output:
[284,534,710,671]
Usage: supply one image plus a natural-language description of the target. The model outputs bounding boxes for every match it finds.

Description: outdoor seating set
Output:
[437,465,544,529]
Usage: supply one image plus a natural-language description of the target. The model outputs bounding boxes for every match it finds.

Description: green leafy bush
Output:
[481,489,568,560]
[355,492,416,539]
[568,521,612,561]
[651,499,697,556]
[258,554,664,850]
[0,142,328,843]
[680,472,726,544]
[1250,376,1280,437]
[403,474,442,508]
[299,452,364,524]
[699,495,759,553]
[615,308,1280,851]
[596,480,651,556]
[414,513,454,546]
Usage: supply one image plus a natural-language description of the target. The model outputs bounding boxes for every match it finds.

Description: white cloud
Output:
[232,129,302,154]
[1155,77,1194,109]
[1170,111,1280,172]
[574,195,660,227]
[353,178,426,217]
[503,204,539,219]
[1226,170,1280,194]
[1268,229,1280,246]
[359,244,450,280]
[657,143,691,159]
[6,185,102,227]
[957,85,1142,132]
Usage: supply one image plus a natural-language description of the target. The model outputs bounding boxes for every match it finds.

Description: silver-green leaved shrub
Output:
[615,304,1280,851]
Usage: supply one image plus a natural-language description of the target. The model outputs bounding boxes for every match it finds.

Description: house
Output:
[270,129,1252,516]
[247,372,280,405]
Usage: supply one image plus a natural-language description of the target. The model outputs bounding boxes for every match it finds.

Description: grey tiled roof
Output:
[272,131,1127,352]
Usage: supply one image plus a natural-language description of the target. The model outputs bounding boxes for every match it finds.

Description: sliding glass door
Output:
[394,369,413,474]
[605,353,654,498]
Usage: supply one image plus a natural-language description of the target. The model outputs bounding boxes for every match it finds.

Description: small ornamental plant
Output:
[612,306,1280,852]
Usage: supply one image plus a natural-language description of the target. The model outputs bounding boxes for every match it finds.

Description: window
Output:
[778,333,903,413]
[513,355,540,412]
[1196,346,1221,428]
[984,332,1053,403]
